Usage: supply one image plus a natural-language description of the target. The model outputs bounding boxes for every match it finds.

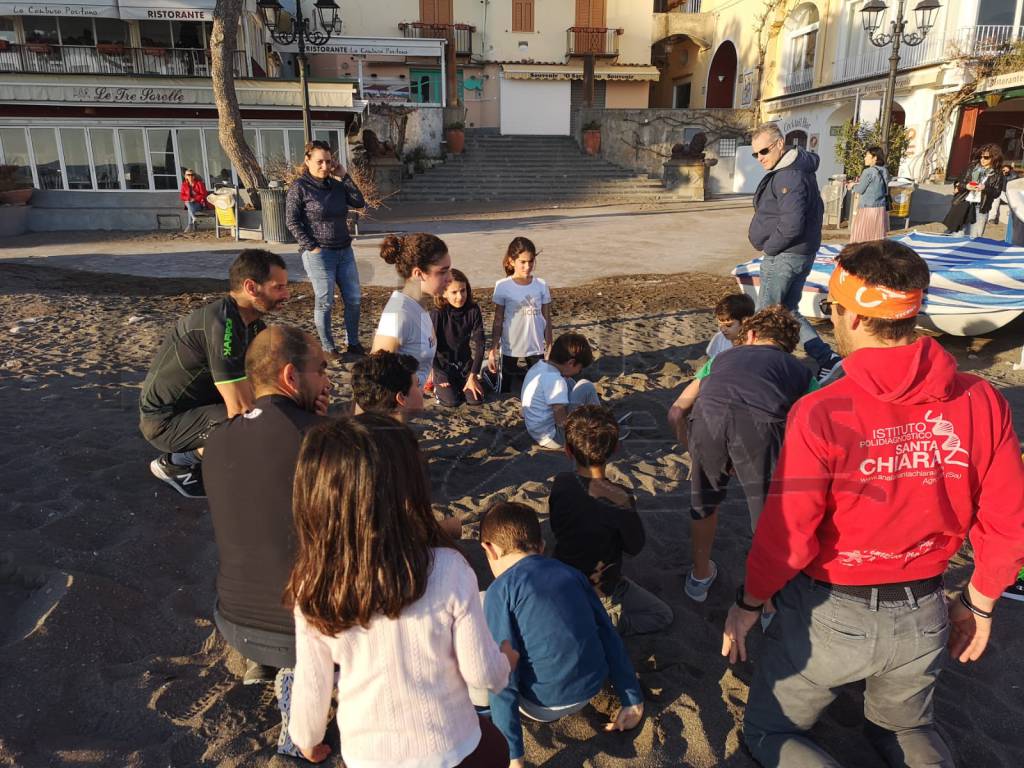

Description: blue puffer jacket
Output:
[285,170,365,253]
[748,147,824,257]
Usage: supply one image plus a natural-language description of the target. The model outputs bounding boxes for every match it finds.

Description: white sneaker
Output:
[684,560,718,602]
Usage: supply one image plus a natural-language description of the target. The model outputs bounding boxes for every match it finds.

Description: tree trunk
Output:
[211,0,266,199]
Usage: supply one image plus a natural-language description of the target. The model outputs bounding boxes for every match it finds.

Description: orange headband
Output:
[828,266,923,320]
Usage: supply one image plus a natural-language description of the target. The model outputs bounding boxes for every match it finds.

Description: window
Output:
[204,129,233,186]
[139,21,173,49]
[95,20,129,46]
[90,129,121,190]
[261,129,287,167]
[977,0,1016,26]
[119,129,149,189]
[0,128,32,187]
[288,129,306,165]
[58,17,94,46]
[718,138,737,157]
[0,17,16,45]
[513,0,534,32]
[23,16,59,45]
[176,128,205,184]
[173,21,204,50]
[60,128,92,189]
[148,128,177,189]
[30,128,62,190]
[673,82,691,108]
[784,4,819,77]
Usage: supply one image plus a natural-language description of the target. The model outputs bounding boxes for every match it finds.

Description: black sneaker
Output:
[1002,580,1024,602]
[150,454,206,498]
[243,660,277,685]
[816,355,843,384]
[346,343,367,357]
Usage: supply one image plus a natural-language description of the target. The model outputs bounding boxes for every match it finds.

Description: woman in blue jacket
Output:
[847,146,890,243]
[286,140,366,358]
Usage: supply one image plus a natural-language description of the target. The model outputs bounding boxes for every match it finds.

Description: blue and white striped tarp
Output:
[733,232,1024,315]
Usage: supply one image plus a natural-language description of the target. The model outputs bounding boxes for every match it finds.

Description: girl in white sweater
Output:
[286,413,518,767]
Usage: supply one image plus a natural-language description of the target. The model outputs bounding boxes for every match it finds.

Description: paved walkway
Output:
[0,198,756,288]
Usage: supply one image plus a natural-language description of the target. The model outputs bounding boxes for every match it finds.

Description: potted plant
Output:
[582,120,601,156]
[445,121,466,154]
[0,165,32,206]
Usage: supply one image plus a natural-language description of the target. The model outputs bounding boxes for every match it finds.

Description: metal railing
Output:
[669,0,703,12]
[952,25,1024,57]
[836,30,946,84]
[0,43,249,77]
[567,27,622,57]
[781,66,814,94]
[399,22,474,56]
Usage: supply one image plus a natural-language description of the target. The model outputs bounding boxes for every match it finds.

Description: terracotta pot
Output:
[446,128,465,154]
[583,129,601,156]
[0,188,32,206]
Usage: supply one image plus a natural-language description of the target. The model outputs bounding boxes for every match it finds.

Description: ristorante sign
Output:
[118,2,215,20]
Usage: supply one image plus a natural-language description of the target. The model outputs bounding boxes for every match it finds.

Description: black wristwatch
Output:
[735,584,763,613]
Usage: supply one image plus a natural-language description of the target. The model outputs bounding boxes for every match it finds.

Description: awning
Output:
[118,1,217,21]
[275,36,445,58]
[0,74,359,110]
[0,1,118,17]
[501,64,660,82]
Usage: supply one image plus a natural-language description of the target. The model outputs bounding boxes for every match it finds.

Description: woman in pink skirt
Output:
[847,146,891,243]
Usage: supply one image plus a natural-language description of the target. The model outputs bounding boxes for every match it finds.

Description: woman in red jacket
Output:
[179,169,208,233]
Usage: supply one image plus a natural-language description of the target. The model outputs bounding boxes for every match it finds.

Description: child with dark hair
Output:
[351,350,423,422]
[480,501,644,767]
[678,305,819,604]
[550,406,673,635]
[521,332,600,450]
[488,237,552,394]
[707,292,756,357]
[430,268,486,407]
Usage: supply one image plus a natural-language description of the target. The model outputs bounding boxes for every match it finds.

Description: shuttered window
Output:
[420,0,453,24]
[575,0,606,27]
[512,0,534,32]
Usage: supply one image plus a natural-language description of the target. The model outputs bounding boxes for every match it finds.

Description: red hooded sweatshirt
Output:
[746,336,1024,601]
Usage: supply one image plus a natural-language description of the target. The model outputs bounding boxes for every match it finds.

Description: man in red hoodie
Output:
[721,239,1024,767]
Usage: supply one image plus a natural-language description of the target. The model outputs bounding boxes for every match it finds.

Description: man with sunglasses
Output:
[747,123,841,382]
[722,239,1024,767]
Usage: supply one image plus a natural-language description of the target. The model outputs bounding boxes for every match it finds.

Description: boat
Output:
[732,232,1024,336]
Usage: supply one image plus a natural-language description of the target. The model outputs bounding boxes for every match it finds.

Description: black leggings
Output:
[433,365,484,407]
[500,354,543,394]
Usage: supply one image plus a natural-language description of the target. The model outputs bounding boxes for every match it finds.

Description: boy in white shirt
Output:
[521,333,600,450]
[705,292,755,357]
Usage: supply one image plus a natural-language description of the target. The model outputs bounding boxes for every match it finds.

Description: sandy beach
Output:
[2,262,1024,768]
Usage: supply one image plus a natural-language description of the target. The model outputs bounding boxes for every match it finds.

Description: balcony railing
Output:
[952,25,1024,57]
[781,66,814,94]
[836,30,946,84]
[0,43,249,78]
[665,0,702,12]
[399,22,474,56]
[567,27,622,58]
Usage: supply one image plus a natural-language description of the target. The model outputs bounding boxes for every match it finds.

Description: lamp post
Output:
[258,0,342,144]
[860,0,941,150]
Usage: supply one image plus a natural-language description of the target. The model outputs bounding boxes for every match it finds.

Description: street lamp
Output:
[860,0,941,150]
[259,0,342,143]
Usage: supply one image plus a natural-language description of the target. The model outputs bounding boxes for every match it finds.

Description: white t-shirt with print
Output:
[493,276,551,357]
[521,360,569,442]
[375,291,436,386]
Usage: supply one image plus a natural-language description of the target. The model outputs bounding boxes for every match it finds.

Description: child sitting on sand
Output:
[480,501,644,767]
[488,237,552,394]
[706,292,755,357]
[675,306,818,604]
[286,415,519,767]
[550,406,673,635]
[429,268,486,407]
[351,350,423,422]
[521,332,601,450]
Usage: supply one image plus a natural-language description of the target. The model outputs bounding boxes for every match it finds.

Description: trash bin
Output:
[888,178,915,228]
[824,174,846,228]
[256,185,294,245]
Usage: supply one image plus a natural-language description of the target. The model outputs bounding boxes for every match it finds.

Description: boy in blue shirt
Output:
[480,501,644,767]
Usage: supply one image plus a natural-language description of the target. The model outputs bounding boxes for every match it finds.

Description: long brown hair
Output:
[502,236,537,276]
[286,413,452,635]
[433,267,474,309]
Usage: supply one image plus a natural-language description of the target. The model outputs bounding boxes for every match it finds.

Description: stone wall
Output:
[574,107,756,196]
[362,105,445,159]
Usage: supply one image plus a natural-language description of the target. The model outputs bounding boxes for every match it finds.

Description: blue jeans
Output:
[757,251,834,367]
[301,246,361,352]
[184,201,202,229]
[744,574,953,768]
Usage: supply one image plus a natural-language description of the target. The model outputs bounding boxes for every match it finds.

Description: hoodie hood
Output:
[843,336,959,405]
[772,146,820,174]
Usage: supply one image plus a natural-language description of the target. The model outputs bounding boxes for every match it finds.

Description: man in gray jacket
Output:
[748,123,840,380]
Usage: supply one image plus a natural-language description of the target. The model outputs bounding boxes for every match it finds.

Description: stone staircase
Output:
[392,131,675,205]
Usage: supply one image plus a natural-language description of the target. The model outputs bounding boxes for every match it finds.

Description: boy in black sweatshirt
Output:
[549,406,673,635]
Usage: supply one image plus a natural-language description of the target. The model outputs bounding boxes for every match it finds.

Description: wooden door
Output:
[574,0,607,53]
[948,106,981,180]
[420,0,453,24]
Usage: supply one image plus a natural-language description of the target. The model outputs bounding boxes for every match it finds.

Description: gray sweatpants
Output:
[600,577,674,636]
[743,574,954,768]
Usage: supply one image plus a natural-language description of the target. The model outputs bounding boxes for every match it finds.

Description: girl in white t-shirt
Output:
[487,237,552,394]
[372,233,453,386]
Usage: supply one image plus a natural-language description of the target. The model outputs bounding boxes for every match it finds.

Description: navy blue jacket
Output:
[748,147,824,257]
[484,555,643,759]
[285,170,365,253]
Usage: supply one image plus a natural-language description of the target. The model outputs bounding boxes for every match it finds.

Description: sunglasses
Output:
[980,154,992,159]
[818,297,835,315]
[751,142,779,158]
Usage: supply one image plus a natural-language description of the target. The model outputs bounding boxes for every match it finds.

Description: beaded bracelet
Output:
[959,590,993,619]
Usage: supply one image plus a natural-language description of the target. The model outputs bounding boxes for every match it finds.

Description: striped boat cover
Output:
[732,232,1024,315]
